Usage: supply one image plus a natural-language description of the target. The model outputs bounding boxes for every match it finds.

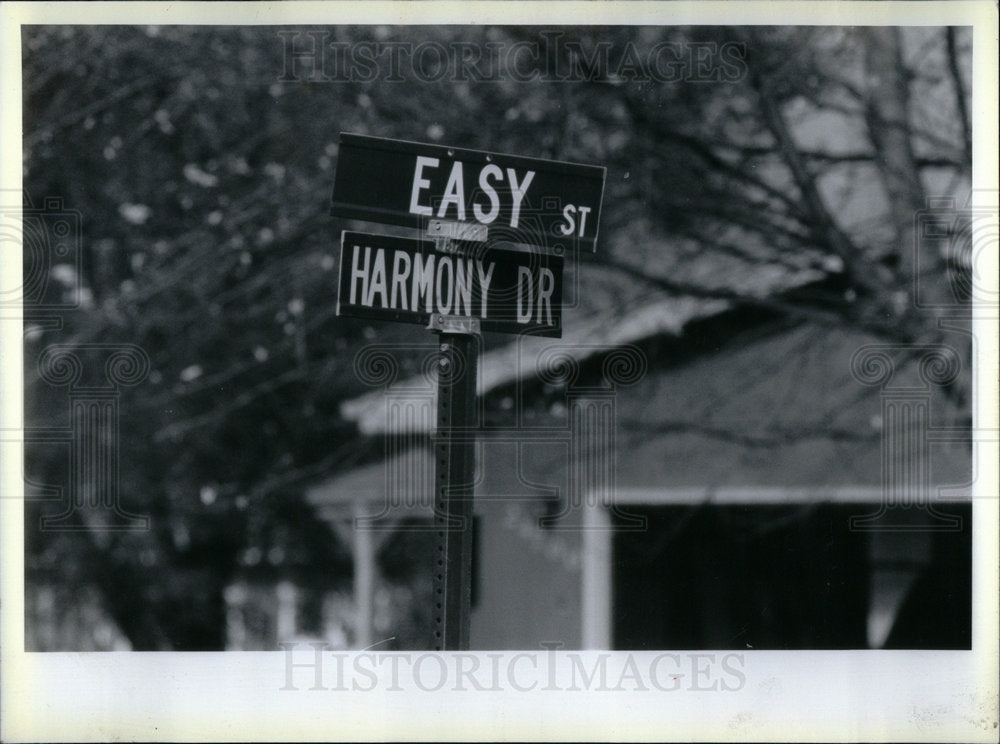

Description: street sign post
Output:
[331,133,606,253]
[331,133,604,651]
[430,318,478,651]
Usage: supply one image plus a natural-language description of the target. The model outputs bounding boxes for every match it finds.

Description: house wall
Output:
[471,498,584,649]
[471,438,584,649]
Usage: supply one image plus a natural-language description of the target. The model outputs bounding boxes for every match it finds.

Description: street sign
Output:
[337,231,563,337]
[331,133,606,253]
[330,133,603,650]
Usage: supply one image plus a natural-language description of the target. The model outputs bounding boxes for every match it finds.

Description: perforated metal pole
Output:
[429,314,479,651]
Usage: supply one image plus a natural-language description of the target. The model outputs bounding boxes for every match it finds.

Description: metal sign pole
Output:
[429,313,479,651]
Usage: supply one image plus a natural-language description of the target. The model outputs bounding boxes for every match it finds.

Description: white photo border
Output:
[2,2,997,741]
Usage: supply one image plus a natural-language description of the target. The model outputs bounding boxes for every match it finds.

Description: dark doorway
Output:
[612,503,972,650]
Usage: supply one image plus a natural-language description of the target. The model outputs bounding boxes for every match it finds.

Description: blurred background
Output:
[19,25,974,651]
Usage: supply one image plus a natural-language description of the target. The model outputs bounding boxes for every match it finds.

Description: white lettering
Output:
[507,168,535,229]
[454,258,473,316]
[409,156,438,216]
[472,164,502,224]
[559,204,576,236]
[436,256,454,315]
[476,260,495,318]
[437,161,466,220]
[537,267,554,325]
[366,248,388,307]
[516,265,533,323]
[390,250,411,310]
[349,244,370,305]
[411,253,435,312]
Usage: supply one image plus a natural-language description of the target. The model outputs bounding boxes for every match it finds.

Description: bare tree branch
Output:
[750,70,892,301]
[945,27,973,170]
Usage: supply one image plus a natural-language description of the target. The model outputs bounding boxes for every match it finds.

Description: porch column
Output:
[581,502,612,649]
[353,500,376,648]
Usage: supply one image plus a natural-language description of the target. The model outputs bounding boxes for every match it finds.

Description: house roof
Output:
[339,293,731,435]
[309,317,972,511]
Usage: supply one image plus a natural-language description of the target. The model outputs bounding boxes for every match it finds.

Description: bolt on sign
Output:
[337,231,563,337]
[331,133,607,254]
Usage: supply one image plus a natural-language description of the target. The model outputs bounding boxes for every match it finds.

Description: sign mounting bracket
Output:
[426,219,488,254]
[427,313,481,336]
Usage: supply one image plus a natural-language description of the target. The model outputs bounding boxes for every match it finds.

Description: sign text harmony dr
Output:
[331,133,606,253]
[336,232,563,337]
